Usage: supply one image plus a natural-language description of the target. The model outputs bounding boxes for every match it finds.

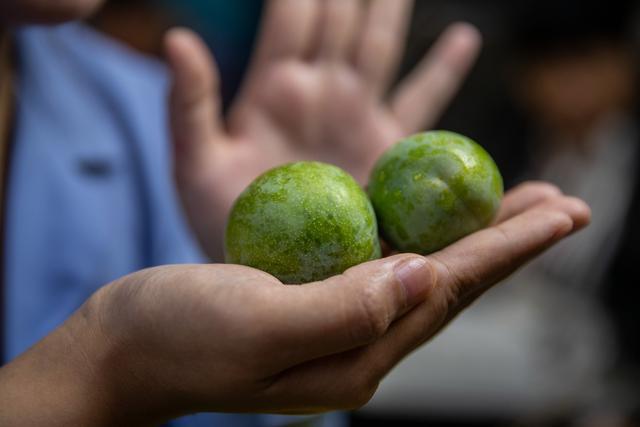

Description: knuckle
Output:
[343,374,380,409]
[264,62,308,97]
[258,62,315,121]
[429,253,495,315]
[523,181,562,199]
[366,30,396,56]
[541,210,574,237]
[349,284,392,345]
[429,255,468,305]
[494,222,513,245]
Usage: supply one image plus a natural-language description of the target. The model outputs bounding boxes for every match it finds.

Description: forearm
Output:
[0,311,113,426]
[0,298,163,427]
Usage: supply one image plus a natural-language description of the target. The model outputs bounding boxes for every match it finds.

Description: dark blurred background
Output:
[89,1,640,426]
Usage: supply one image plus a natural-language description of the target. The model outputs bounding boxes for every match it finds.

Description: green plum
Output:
[369,131,503,254]
[225,161,381,284]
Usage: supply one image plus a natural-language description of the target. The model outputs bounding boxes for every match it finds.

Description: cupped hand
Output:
[163,0,482,260]
[0,183,588,427]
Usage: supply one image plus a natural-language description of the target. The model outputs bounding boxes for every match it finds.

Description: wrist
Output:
[87,278,199,425]
[0,283,185,426]
[0,294,122,426]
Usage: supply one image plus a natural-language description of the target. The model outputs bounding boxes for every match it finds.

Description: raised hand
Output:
[0,184,589,426]
[164,0,482,260]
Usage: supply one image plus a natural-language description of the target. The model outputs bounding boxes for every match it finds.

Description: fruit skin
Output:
[369,131,503,255]
[225,161,381,284]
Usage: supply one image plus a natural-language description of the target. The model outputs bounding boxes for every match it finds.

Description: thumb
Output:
[164,28,225,172]
[264,255,435,368]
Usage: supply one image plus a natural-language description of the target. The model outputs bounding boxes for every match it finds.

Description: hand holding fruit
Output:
[164,0,482,260]
[225,162,380,283]
[0,2,594,425]
[0,184,590,426]
[227,131,503,281]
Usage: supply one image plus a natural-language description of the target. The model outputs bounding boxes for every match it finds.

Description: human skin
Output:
[165,0,483,261]
[0,184,590,426]
[0,1,591,425]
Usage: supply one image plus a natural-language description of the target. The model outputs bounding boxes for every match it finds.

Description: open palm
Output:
[165,0,482,260]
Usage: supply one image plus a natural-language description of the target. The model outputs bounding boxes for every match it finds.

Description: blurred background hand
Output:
[163,0,482,261]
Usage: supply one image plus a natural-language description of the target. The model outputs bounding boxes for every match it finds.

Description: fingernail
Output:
[394,257,433,308]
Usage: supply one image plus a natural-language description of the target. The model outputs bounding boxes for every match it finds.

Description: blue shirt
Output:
[4,23,345,427]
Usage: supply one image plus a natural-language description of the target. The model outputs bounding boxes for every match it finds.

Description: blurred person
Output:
[361,1,639,426]
[154,0,262,106]
[90,0,172,56]
[91,0,262,111]
[0,0,593,426]
[508,0,640,419]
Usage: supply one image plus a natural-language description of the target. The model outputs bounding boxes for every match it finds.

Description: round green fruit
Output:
[225,161,381,284]
[369,131,503,255]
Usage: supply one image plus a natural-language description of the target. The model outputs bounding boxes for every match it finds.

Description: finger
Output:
[251,0,319,69]
[261,254,435,369]
[164,28,223,168]
[233,0,320,119]
[391,22,482,133]
[353,197,592,386]
[429,195,591,302]
[355,0,414,95]
[264,196,591,411]
[314,0,361,62]
[494,181,563,224]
